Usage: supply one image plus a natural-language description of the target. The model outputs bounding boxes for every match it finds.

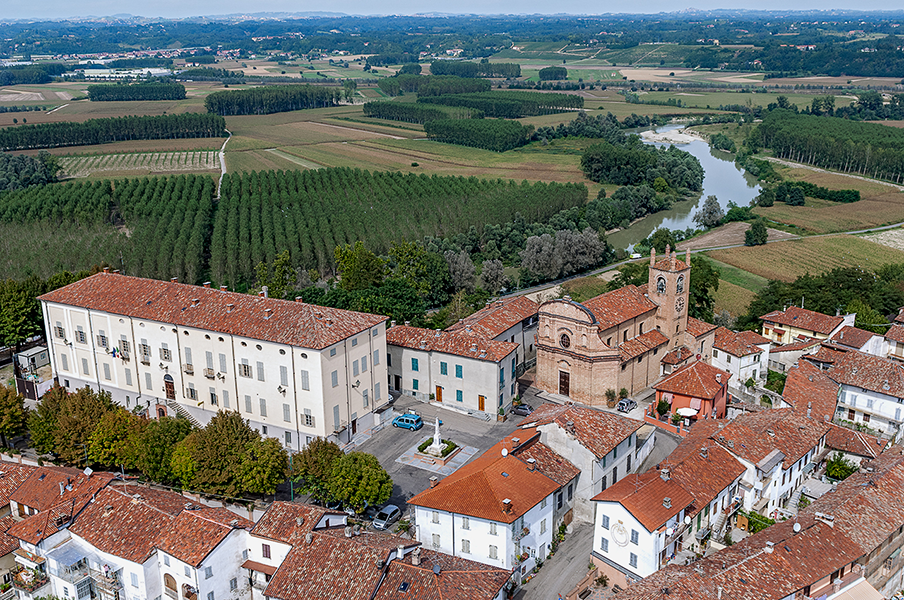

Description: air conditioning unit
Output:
[140,356,151,365]
[203,368,215,379]
[184,364,194,375]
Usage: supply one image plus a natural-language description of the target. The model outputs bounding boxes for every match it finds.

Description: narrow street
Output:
[516,522,594,600]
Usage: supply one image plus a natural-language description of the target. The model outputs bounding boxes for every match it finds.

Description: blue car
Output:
[392,414,424,430]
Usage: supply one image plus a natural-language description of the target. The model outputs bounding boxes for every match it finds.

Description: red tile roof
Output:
[712,408,829,469]
[654,361,730,400]
[895,307,904,324]
[806,344,904,399]
[619,329,669,362]
[686,317,717,338]
[38,272,386,350]
[583,285,658,331]
[825,424,884,459]
[156,508,254,566]
[652,256,689,272]
[780,360,839,423]
[592,470,695,533]
[10,466,84,511]
[713,327,768,357]
[518,404,643,460]
[446,296,538,339]
[252,502,344,546]
[0,462,37,507]
[387,325,517,363]
[760,306,844,335]
[408,432,576,522]
[0,516,19,557]
[770,336,820,353]
[886,324,904,344]
[512,434,581,486]
[664,426,745,518]
[660,345,694,365]
[373,549,511,600]
[831,325,877,349]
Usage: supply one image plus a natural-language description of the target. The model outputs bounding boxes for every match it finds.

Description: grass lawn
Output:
[639,91,857,110]
[561,275,611,302]
[705,235,904,282]
[705,257,769,292]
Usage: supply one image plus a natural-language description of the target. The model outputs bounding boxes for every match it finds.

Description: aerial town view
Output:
[3,0,904,598]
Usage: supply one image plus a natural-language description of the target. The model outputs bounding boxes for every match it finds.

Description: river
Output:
[606,124,761,251]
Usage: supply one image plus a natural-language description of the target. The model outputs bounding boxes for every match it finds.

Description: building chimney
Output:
[59,482,64,495]
[397,545,405,561]
[660,468,670,482]
[112,269,120,274]
[203,282,211,288]
[264,308,272,320]
[191,298,200,307]
[716,373,722,384]
[390,320,396,328]
[807,402,812,419]
[663,497,672,509]
[296,516,304,527]
[502,498,512,513]
[411,547,421,566]
[262,286,269,298]
[103,267,110,274]
[220,285,228,292]
[171,277,178,283]
[511,437,520,446]
[258,290,265,297]
[404,321,410,327]
[305,532,313,545]
[429,476,438,489]
[295,296,303,302]
[527,458,536,471]
[226,303,234,313]
[765,541,774,553]
[700,447,708,459]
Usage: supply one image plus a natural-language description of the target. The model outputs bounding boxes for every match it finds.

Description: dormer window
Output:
[657,277,666,294]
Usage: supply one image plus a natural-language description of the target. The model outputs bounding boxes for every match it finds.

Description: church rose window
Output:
[560,334,571,349]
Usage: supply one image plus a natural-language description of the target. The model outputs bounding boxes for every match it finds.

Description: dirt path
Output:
[762,157,904,192]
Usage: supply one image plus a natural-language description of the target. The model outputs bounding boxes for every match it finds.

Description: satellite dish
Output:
[684,516,691,525]
[666,527,674,536]
[501,448,508,457]
[793,522,801,533]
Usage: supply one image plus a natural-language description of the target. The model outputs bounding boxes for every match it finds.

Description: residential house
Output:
[408,431,579,584]
[707,408,829,517]
[830,325,887,356]
[759,305,854,344]
[9,466,92,519]
[593,446,904,600]
[805,344,904,439]
[825,423,885,466]
[38,271,389,449]
[516,404,646,523]
[884,323,904,361]
[591,469,696,587]
[652,360,731,422]
[775,359,839,422]
[257,503,512,600]
[0,517,19,593]
[446,296,539,371]
[0,464,37,519]
[386,325,518,417]
[766,336,821,372]
[711,327,770,387]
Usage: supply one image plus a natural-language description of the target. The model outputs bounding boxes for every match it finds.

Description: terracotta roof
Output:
[660,345,694,365]
[686,317,717,338]
[583,285,658,332]
[781,360,839,422]
[895,307,904,324]
[446,296,538,339]
[712,408,829,469]
[654,361,730,400]
[652,256,689,272]
[831,325,877,349]
[242,560,277,575]
[519,404,643,460]
[592,470,695,533]
[157,508,254,566]
[619,329,669,362]
[512,434,580,486]
[825,424,884,459]
[252,502,343,546]
[885,324,904,344]
[664,426,745,518]
[387,325,517,363]
[38,272,386,350]
[805,344,904,399]
[770,336,820,353]
[760,306,844,335]
[10,466,84,511]
[0,516,19,557]
[0,462,37,507]
[713,327,768,357]
[373,549,512,600]
[408,431,575,522]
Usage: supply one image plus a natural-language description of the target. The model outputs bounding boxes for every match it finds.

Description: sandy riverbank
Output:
[640,128,706,145]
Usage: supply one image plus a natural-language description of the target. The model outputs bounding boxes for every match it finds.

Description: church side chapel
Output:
[535,246,716,406]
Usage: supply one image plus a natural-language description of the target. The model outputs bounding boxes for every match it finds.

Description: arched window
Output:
[657,277,666,294]
[677,275,685,294]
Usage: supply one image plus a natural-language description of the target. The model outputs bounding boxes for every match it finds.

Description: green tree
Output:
[388,241,452,306]
[254,249,297,300]
[693,195,725,229]
[335,242,385,291]
[0,384,27,447]
[326,451,393,513]
[847,298,886,334]
[826,452,857,480]
[171,431,200,489]
[54,387,117,464]
[87,409,147,469]
[648,228,678,254]
[607,261,648,291]
[28,385,66,454]
[745,219,769,246]
[290,438,342,501]
[689,256,720,323]
[787,187,806,206]
[136,416,193,484]
[239,437,291,494]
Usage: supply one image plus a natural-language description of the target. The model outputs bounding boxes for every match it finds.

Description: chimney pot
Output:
[191,298,200,307]
[429,476,438,489]
[226,303,234,312]
[220,285,228,292]
[527,458,536,471]
[663,497,672,509]
[203,282,211,288]
[112,269,120,274]
[171,277,178,283]
[660,468,670,482]
[404,321,410,327]
[264,308,272,320]
[511,437,520,446]
[411,547,421,566]
[390,320,396,327]
[716,373,722,383]
[261,285,269,298]
[295,296,302,302]
[103,267,110,274]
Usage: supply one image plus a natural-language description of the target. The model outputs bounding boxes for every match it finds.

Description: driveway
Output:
[353,394,520,516]
[517,522,594,600]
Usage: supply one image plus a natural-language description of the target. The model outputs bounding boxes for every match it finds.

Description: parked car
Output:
[616,398,637,413]
[392,414,424,430]
[372,505,402,530]
[511,403,533,416]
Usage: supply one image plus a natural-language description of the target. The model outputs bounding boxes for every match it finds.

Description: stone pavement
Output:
[395,436,480,476]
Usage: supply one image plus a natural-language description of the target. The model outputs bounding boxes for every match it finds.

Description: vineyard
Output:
[0,169,586,283]
[59,151,220,177]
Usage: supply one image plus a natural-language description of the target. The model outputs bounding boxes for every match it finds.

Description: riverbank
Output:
[639,127,706,145]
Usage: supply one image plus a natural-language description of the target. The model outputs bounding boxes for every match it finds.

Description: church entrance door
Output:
[559,371,570,396]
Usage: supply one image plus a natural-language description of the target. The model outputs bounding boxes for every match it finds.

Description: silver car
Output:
[372,505,402,530]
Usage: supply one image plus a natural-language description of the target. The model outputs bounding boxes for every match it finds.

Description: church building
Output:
[535,247,716,405]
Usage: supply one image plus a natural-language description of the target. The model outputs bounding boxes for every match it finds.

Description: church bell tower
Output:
[648,245,691,348]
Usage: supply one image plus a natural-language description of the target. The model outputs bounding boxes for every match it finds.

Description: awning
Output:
[45,543,95,568]
[689,398,702,410]
[241,560,277,576]
[676,407,698,418]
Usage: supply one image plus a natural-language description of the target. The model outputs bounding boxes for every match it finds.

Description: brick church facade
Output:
[535,247,717,406]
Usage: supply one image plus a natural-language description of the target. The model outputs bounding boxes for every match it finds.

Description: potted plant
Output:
[671,413,682,425]
[619,388,629,400]
[497,407,506,422]
[605,388,617,409]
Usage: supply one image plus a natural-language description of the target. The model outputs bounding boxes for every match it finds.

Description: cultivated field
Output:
[676,222,795,250]
[862,228,904,252]
[59,151,220,178]
[639,90,857,110]
[705,235,904,282]
[713,279,757,317]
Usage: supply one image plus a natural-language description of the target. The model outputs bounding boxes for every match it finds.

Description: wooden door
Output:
[478,395,485,411]
[164,377,175,400]
[351,419,357,435]
[435,386,442,403]
[559,371,570,396]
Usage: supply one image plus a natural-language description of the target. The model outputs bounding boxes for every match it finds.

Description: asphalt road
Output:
[516,522,594,600]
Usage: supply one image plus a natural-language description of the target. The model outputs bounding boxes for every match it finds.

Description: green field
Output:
[638,90,857,110]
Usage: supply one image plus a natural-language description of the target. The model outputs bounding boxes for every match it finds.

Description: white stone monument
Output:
[426,417,444,456]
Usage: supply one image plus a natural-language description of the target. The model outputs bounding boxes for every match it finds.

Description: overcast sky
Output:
[7,1,904,21]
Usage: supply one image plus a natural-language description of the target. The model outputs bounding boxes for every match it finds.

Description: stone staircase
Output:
[712,509,729,538]
[787,487,804,515]
[166,399,202,428]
